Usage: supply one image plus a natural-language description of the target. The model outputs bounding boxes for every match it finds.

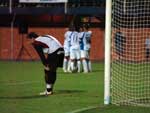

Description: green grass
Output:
[111,62,150,105]
[0,61,150,113]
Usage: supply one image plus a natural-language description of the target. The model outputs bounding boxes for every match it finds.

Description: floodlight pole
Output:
[64,1,68,14]
[10,14,16,60]
[9,0,12,14]
[104,0,112,105]
[10,0,14,60]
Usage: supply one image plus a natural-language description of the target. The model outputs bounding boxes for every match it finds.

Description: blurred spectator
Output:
[114,31,126,60]
[145,37,150,60]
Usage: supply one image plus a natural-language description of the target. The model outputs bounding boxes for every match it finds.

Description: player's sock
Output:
[88,60,92,72]
[46,71,56,92]
[70,61,74,72]
[63,59,68,72]
[82,59,88,73]
[77,60,81,72]
[67,60,71,72]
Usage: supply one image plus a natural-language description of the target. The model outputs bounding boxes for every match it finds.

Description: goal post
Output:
[104,0,150,106]
[104,0,112,105]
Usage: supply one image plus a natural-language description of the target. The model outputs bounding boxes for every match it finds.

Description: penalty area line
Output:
[67,106,98,113]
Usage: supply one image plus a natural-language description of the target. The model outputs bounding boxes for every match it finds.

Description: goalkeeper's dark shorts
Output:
[47,48,64,68]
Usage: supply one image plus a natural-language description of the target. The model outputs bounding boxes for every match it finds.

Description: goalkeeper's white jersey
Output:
[35,35,62,54]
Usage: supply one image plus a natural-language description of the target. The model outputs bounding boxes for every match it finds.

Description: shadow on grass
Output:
[0,95,47,100]
[55,89,85,95]
[91,69,104,73]
[58,69,103,75]
[0,90,85,100]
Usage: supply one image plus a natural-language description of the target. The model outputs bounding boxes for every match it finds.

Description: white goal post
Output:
[104,0,150,106]
[104,0,112,105]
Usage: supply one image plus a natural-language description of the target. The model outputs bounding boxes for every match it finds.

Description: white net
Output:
[111,0,150,106]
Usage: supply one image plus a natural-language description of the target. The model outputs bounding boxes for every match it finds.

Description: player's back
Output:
[35,35,62,53]
[85,31,92,43]
[78,31,86,50]
[70,31,80,50]
[64,31,72,51]
[84,31,92,50]
[64,31,72,40]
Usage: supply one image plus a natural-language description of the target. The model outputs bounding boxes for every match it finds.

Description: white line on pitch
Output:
[67,106,98,113]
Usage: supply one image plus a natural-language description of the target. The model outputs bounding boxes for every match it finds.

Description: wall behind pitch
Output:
[111,28,150,62]
[0,27,104,61]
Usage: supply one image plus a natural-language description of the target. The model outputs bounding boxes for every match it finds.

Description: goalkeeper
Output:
[27,32,64,96]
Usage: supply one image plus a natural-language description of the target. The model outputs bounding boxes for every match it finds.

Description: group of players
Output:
[63,24,92,73]
[26,23,92,95]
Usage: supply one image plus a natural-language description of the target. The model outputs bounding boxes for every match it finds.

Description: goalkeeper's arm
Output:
[32,44,48,66]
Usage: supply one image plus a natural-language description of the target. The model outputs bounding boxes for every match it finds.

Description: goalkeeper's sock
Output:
[46,84,53,92]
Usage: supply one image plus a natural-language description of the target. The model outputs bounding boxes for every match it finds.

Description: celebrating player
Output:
[69,26,81,73]
[63,27,72,73]
[79,25,89,73]
[83,24,92,72]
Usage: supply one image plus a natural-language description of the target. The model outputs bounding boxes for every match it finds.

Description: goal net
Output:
[105,0,150,106]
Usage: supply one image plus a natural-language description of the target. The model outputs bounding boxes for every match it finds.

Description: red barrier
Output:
[0,27,104,61]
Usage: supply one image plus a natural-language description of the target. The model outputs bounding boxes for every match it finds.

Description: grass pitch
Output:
[0,61,150,113]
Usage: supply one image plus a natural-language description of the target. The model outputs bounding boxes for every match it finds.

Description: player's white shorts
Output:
[70,49,80,60]
[64,47,70,57]
[80,50,89,59]
[64,51,70,57]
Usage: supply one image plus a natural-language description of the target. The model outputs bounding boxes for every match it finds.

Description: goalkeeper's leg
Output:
[44,70,56,91]
[40,66,57,95]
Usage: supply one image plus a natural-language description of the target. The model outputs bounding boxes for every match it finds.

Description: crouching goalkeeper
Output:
[27,32,64,96]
